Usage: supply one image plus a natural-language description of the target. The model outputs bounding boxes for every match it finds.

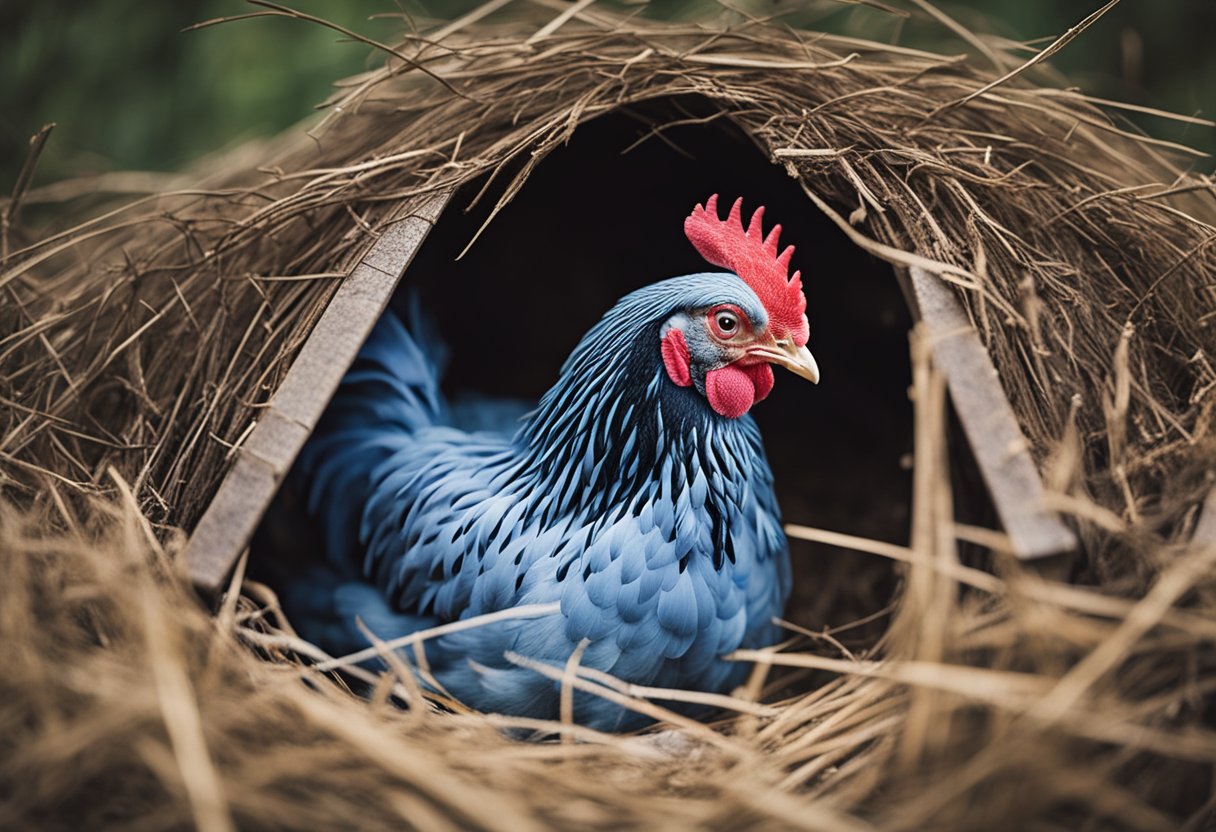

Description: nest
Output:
[2,3,1215,829]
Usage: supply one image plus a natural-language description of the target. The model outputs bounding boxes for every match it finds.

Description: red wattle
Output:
[745,363,774,403]
[705,365,757,419]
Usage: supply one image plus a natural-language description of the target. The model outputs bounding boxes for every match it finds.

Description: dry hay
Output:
[2,2,1216,829]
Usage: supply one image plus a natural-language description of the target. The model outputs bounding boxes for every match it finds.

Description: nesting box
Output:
[9,10,1216,827]
[183,109,1075,597]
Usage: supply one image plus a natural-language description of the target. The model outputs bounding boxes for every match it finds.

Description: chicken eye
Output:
[709,308,744,340]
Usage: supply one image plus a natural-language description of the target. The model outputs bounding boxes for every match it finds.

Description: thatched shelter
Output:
[2,3,1215,829]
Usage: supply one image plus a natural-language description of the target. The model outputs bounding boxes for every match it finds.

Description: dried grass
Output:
[2,2,1215,829]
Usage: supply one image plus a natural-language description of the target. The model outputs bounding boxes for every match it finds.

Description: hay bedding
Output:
[2,2,1216,829]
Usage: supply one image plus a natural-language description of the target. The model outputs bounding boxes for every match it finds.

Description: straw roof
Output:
[2,3,1214,829]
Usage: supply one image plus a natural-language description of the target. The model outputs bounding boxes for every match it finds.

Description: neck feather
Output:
[513,279,766,531]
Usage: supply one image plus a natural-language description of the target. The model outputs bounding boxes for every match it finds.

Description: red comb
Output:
[684,195,809,347]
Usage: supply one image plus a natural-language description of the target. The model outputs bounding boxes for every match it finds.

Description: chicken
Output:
[274,195,819,730]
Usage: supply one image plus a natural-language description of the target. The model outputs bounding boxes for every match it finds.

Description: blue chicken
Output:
[279,195,820,730]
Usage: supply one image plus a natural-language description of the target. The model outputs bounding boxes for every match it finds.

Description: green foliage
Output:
[3,0,1212,190]
[1,0,396,183]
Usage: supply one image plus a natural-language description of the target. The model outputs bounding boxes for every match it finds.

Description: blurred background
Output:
[3,0,1213,189]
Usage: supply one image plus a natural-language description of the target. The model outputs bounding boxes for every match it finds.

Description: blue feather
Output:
[277,272,792,730]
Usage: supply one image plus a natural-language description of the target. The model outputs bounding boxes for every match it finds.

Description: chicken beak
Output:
[746,339,820,384]
[774,343,820,384]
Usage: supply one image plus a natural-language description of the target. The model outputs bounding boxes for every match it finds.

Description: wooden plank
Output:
[909,266,1077,561]
[1191,486,1216,549]
[184,192,452,594]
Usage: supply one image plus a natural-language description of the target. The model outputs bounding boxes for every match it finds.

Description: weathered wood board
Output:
[1190,485,1216,549]
[184,192,450,594]
[908,266,1077,560]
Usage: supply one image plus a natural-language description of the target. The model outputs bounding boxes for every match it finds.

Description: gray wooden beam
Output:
[909,266,1077,561]
[1191,485,1216,549]
[184,192,451,595]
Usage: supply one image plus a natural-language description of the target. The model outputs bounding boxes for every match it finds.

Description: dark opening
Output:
[396,97,915,641]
